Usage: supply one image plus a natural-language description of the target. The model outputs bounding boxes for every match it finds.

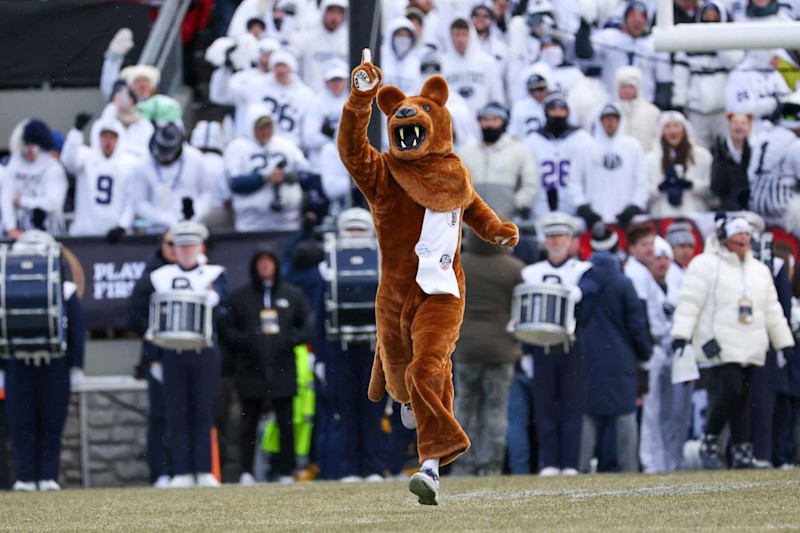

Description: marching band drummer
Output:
[0,230,85,492]
[138,221,228,488]
[508,212,590,477]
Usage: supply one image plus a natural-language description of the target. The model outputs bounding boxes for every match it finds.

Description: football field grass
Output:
[2,469,799,531]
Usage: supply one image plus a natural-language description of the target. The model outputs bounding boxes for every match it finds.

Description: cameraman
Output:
[671,214,795,469]
[223,103,310,232]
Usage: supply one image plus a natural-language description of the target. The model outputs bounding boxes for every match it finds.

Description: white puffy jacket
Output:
[671,236,795,367]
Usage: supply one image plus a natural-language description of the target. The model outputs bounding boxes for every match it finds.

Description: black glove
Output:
[321,117,336,139]
[74,112,92,131]
[577,204,602,229]
[32,208,47,230]
[106,226,126,243]
[672,339,687,353]
[658,166,693,207]
[617,204,643,228]
[181,197,194,220]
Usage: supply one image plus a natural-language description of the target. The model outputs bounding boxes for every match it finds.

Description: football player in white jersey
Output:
[223,103,311,232]
[524,94,591,221]
[140,221,227,489]
[61,113,138,239]
[0,119,68,239]
[512,212,591,476]
[128,124,214,231]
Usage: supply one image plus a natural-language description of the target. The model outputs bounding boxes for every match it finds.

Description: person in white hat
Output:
[223,103,311,231]
[671,212,795,470]
[510,212,591,476]
[302,58,349,171]
[100,28,160,103]
[639,236,694,473]
[141,220,227,488]
[2,232,85,492]
[290,0,349,93]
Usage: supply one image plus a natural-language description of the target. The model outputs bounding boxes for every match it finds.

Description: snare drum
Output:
[323,234,380,342]
[148,290,213,350]
[511,282,575,346]
[0,244,66,360]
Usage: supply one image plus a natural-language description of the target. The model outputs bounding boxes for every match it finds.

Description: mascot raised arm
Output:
[338,49,519,505]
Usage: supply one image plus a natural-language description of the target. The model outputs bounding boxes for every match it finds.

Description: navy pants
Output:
[773,394,798,466]
[532,352,584,470]
[751,351,776,461]
[314,379,343,480]
[330,343,387,478]
[507,369,535,474]
[162,348,220,475]
[4,357,70,482]
[146,367,170,482]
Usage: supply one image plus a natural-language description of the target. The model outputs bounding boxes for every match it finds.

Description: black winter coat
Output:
[219,250,312,400]
[711,136,751,211]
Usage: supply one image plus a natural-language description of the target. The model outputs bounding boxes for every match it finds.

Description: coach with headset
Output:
[671,213,795,470]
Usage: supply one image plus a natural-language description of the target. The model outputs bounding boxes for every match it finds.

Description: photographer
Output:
[223,103,310,232]
[671,214,795,469]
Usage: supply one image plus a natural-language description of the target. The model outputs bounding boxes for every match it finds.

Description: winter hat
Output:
[654,235,674,260]
[544,93,569,113]
[590,222,619,252]
[320,0,348,11]
[624,1,648,20]
[120,64,160,89]
[471,3,494,19]
[323,58,349,81]
[666,221,695,246]
[22,119,55,151]
[526,74,548,90]
[478,102,509,122]
[136,94,183,125]
[269,49,298,72]
[724,216,750,239]
[658,110,689,132]
[600,103,621,118]
[149,123,184,165]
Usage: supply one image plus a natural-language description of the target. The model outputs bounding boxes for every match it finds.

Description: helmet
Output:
[149,124,184,165]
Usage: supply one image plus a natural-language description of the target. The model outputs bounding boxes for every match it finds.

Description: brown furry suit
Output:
[337,57,519,466]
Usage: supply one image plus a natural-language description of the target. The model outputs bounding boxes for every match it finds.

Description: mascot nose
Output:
[395,107,417,119]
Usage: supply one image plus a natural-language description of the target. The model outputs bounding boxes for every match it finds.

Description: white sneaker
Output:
[239,472,256,486]
[37,480,61,491]
[12,481,37,492]
[539,467,561,477]
[409,468,439,505]
[400,403,417,430]
[278,475,296,485]
[168,474,196,489]
[340,475,363,483]
[153,475,171,489]
[197,473,221,487]
[389,473,409,481]
[561,468,579,476]
[364,473,384,482]
[780,463,796,470]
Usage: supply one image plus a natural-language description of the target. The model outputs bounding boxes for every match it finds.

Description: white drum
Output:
[148,290,213,350]
[511,283,575,346]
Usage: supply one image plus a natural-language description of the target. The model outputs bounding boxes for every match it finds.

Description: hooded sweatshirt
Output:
[508,63,551,140]
[568,104,649,223]
[442,19,506,117]
[223,103,310,232]
[726,48,792,131]
[380,18,423,152]
[0,149,67,235]
[62,119,139,235]
[615,66,662,152]
[290,5,349,93]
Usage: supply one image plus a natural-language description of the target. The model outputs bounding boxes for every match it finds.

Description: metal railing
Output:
[138,0,193,95]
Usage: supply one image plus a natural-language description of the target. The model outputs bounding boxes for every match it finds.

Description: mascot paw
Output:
[492,221,519,247]
[352,48,382,93]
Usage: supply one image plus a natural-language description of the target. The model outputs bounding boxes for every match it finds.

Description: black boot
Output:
[699,434,724,470]
[732,443,756,469]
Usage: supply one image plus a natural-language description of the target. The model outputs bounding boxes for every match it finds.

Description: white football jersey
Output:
[524,128,592,220]
[61,126,138,236]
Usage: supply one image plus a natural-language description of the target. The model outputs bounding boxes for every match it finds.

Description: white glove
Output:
[144,328,155,342]
[353,49,380,92]
[0,370,4,390]
[150,362,164,383]
[520,355,534,379]
[314,361,326,384]
[70,368,84,389]
[108,28,134,57]
[568,286,583,304]
[205,290,220,308]
[777,350,787,369]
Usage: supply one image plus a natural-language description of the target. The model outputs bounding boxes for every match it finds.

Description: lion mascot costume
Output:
[338,50,519,505]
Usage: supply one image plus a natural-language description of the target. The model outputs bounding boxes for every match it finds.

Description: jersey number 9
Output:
[96,175,113,205]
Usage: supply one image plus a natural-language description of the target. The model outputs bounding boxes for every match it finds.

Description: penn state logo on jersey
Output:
[602,153,622,170]
[448,210,459,227]
[439,254,452,271]
[172,277,191,290]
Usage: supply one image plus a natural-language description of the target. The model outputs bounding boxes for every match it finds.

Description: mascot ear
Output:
[377,86,406,116]
[420,76,449,107]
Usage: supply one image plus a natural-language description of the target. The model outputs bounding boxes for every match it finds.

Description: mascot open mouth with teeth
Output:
[338,50,519,505]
